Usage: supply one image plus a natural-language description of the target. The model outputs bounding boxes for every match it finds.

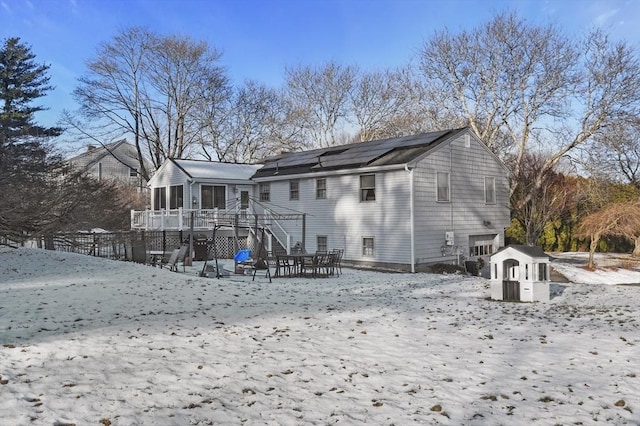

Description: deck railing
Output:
[131,208,295,254]
[130,208,253,230]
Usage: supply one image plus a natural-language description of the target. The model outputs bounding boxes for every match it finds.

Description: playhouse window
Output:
[538,263,548,281]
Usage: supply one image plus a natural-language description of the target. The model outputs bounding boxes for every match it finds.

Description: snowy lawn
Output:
[1,247,638,425]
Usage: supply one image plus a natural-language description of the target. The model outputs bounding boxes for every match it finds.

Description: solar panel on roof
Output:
[260,129,458,171]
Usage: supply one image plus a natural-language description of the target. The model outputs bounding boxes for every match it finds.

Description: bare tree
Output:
[586,119,640,189]
[199,80,294,163]
[350,68,414,141]
[577,202,640,268]
[283,61,357,148]
[71,27,230,180]
[510,152,573,245]
[419,13,640,223]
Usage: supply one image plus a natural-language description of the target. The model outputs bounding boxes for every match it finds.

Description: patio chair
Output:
[330,249,344,276]
[166,245,188,272]
[251,256,272,283]
[300,253,321,278]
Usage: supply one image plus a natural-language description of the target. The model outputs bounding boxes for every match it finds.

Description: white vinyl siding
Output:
[413,132,509,264]
[256,170,412,265]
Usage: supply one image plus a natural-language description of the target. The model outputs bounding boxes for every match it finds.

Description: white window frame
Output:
[362,237,374,256]
[469,234,497,257]
[153,187,166,210]
[436,171,450,202]
[169,185,183,209]
[316,178,327,199]
[259,183,270,202]
[289,180,299,200]
[201,185,226,209]
[317,235,328,252]
[360,174,376,202]
[484,177,496,204]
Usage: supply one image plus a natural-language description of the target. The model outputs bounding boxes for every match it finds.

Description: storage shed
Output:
[490,245,550,302]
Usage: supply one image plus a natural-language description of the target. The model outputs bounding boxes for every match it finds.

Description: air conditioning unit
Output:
[445,231,454,246]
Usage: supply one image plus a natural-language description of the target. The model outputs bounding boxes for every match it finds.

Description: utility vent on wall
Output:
[445,231,455,246]
[464,134,471,148]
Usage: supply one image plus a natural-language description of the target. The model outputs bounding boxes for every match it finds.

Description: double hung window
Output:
[316,178,327,199]
[360,174,375,202]
[437,172,450,202]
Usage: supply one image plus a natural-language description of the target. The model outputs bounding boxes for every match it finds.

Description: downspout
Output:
[449,141,454,230]
[188,179,195,209]
[406,164,416,273]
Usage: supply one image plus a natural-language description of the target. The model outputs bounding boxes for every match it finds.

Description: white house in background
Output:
[490,245,551,302]
[68,140,146,188]
[133,127,511,272]
[134,158,262,231]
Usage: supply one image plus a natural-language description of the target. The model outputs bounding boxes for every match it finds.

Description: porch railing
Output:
[131,208,254,231]
[131,208,294,254]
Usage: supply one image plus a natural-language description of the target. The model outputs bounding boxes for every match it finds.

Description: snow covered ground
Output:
[1,247,638,425]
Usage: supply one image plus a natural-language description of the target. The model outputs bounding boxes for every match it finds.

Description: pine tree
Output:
[0,37,61,144]
[0,37,66,242]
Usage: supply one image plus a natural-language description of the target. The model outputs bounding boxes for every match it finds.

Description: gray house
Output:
[133,127,510,271]
[68,140,146,188]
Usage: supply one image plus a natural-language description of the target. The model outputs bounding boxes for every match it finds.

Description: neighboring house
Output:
[133,127,511,271]
[68,140,146,188]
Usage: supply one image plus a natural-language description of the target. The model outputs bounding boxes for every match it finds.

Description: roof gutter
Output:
[252,163,407,182]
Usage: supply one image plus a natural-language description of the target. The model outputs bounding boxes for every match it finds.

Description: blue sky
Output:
[2,0,640,128]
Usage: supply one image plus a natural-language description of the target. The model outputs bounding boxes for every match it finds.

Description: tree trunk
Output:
[633,236,640,258]
[588,234,600,269]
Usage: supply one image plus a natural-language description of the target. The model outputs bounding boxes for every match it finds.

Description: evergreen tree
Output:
[0,37,67,242]
[0,37,61,144]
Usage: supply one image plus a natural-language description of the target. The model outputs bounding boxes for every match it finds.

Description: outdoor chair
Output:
[316,252,337,277]
[300,253,321,277]
[165,245,188,272]
[251,256,272,283]
[276,254,293,277]
[330,249,343,276]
